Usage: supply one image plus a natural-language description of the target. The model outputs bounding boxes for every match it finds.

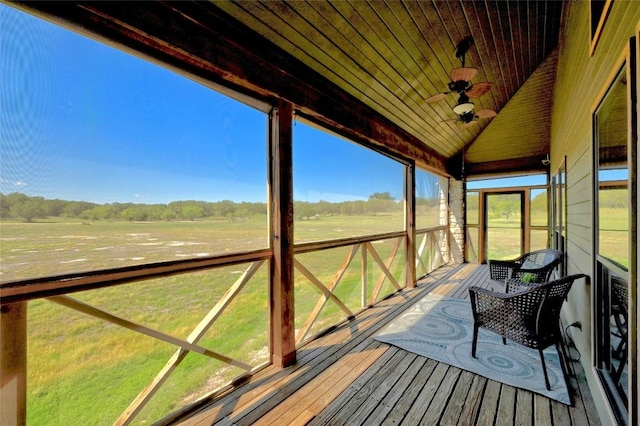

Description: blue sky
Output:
[1,5,629,207]
[0,4,404,205]
[466,174,547,190]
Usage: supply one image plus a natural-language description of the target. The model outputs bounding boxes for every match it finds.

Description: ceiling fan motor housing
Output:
[458,111,476,123]
[448,80,473,93]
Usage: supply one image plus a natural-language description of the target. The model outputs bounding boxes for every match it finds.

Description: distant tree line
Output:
[0,192,425,223]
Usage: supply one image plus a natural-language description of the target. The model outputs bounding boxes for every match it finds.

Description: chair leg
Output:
[539,349,551,390]
[472,323,479,358]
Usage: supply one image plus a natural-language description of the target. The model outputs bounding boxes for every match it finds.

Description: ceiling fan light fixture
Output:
[453,101,475,115]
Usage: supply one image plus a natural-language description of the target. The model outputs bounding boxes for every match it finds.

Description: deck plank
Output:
[355,354,428,424]
[551,398,573,425]
[331,351,418,425]
[222,339,386,424]
[420,366,463,424]
[515,390,534,425]
[253,342,391,425]
[533,394,552,423]
[173,264,601,426]
[438,369,477,424]
[495,385,517,426]
[200,286,431,424]
[379,358,440,425]
[399,362,452,424]
[476,379,501,426]
[566,344,601,425]
[457,374,488,426]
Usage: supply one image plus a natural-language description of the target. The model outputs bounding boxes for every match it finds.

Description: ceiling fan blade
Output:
[449,67,477,82]
[466,82,492,98]
[425,92,448,103]
[475,109,497,119]
[463,121,478,128]
[456,120,475,129]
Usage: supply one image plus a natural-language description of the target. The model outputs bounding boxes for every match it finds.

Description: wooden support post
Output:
[361,244,368,308]
[478,191,487,264]
[269,100,296,368]
[1,302,27,426]
[462,179,467,263]
[523,188,531,253]
[629,33,638,426]
[405,162,416,288]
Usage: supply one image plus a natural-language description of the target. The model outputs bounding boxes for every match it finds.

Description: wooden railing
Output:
[415,226,449,278]
[465,226,479,263]
[293,232,405,345]
[293,227,449,345]
[1,250,272,426]
[0,228,449,425]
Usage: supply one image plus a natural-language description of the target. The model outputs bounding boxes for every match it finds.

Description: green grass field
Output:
[1,214,407,425]
[0,214,404,283]
[1,207,628,424]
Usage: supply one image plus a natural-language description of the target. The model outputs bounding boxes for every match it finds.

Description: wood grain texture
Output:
[174,264,601,426]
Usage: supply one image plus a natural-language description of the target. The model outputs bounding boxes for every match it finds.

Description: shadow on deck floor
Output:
[173,263,601,426]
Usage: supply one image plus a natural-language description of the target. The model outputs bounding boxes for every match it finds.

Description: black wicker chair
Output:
[469,274,587,390]
[488,249,564,283]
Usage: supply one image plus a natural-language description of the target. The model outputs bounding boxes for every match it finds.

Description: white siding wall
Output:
[551,2,640,422]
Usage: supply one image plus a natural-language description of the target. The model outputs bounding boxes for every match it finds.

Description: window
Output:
[415,169,448,230]
[596,69,629,268]
[598,173,629,268]
[1,5,272,424]
[590,0,613,53]
[465,174,549,263]
[291,120,406,344]
[593,63,629,419]
[0,5,269,283]
[293,120,404,243]
[414,168,449,275]
[530,188,549,252]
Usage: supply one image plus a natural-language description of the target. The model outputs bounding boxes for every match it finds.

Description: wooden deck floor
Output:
[173,263,601,426]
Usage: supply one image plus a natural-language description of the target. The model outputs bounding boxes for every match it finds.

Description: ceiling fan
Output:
[426,37,496,126]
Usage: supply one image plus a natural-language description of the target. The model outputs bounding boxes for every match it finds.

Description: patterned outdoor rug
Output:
[374,294,571,405]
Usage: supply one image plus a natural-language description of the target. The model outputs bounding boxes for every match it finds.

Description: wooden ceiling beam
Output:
[463,154,548,177]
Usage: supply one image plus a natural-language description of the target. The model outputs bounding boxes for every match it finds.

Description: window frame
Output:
[590,0,614,55]
[591,40,635,423]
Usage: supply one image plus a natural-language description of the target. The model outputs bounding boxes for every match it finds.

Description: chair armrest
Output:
[469,285,513,299]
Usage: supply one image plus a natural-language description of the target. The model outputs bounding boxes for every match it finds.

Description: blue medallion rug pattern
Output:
[374,294,570,405]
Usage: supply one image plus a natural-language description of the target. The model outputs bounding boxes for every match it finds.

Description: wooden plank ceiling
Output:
[212,0,563,177]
